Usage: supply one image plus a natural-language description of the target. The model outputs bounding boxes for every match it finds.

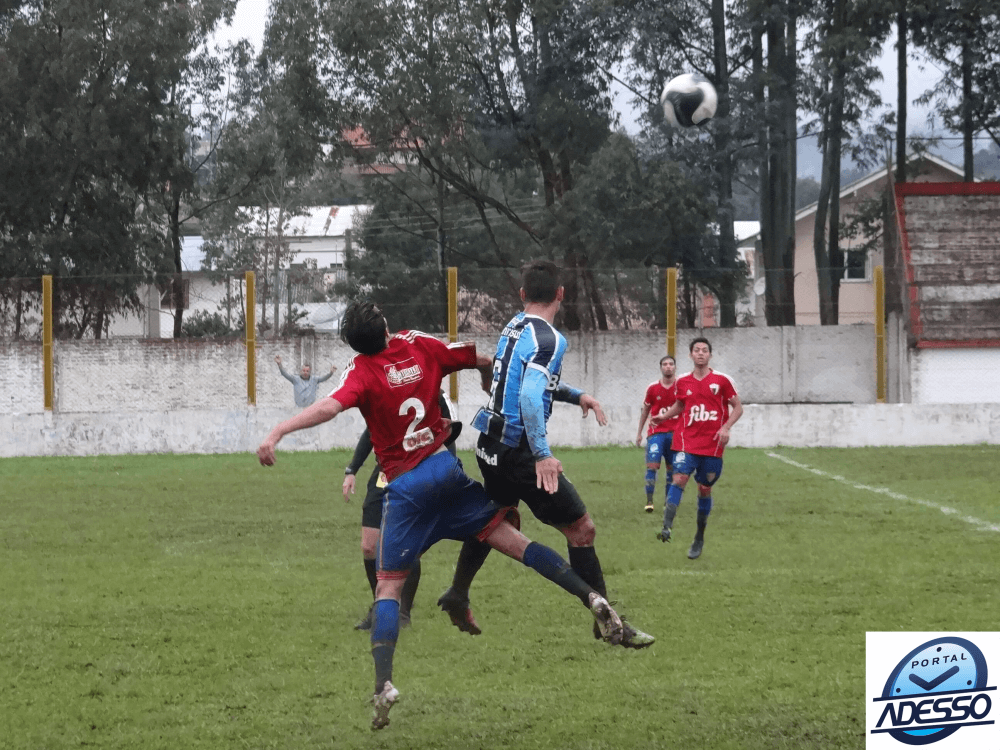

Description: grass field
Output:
[2,445,998,749]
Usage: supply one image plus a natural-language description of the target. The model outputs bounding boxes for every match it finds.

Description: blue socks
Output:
[371,598,399,694]
[645,468,657,497]
[522,542,593,604]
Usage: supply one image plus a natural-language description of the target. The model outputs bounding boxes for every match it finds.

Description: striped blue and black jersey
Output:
[471,313,568,453]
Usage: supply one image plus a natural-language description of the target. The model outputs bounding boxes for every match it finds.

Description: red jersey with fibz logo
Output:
[329,331,477,481]
[669,369,738,458]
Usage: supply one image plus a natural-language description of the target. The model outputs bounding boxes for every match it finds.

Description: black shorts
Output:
[475,433,587,528]
[360,467,386,529]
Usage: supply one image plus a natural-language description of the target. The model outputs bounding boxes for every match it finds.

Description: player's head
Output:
[300,364,312,379]
[341,300,389,355]
[689,337,712,366]
[520,259,564,305]
[659,355,676,378]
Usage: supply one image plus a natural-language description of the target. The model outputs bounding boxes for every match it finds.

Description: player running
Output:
[257,301,625,730]
[636,355,679,514]
[651,337,743,559]
[437,260,654,649]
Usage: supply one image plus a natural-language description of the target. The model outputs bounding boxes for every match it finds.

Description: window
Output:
[844,249,869,281]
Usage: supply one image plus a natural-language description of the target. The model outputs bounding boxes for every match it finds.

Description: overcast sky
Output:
[216,0,969,176]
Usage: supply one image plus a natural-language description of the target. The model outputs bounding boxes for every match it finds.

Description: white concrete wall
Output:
[911,348,1000,405]
[2,328,996,457]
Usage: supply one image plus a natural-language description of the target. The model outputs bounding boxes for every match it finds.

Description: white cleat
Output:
[371,681,400,730]
[588,593,624,645]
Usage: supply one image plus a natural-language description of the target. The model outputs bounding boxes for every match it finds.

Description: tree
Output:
[288,0,641,329]
[629,0,755,327]
[0,0,217,338]
[911,0,1000,178]
[803,0,891,324]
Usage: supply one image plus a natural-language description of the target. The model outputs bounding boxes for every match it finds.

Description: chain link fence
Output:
[2,260,995,416]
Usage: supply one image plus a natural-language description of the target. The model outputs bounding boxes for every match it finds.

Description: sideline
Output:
[767,451,1000,533]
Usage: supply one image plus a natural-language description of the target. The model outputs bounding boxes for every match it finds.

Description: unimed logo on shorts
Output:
[867,633,998,749]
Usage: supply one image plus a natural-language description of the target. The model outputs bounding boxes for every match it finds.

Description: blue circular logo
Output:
[880,637,989,745]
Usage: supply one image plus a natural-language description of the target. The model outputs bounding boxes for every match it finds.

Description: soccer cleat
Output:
[354,604,373,631]
[644,500,654,513]
[371,681,400,730]
[588,593,624,645]
[655,528,672,543]
[620,622,655,649]
[436,587,481,635]
[688,538,704,559]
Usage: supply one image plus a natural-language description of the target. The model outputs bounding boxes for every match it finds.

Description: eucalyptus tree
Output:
[801,0,891,324]
[301,0,643,329]
[911,0,1000,179]
[0,0,231,338]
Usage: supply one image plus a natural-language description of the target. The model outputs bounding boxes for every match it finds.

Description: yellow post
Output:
[447,266,459,403]
[666,268,678,358]
[874,265,886,403]
[246,271,257,406]
[42,275,54,410]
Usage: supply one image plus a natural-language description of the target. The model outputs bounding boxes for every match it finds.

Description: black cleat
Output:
[655,528,672,543]
[437,587,481,635]
[688,538,704,559]
[620,621,655,649]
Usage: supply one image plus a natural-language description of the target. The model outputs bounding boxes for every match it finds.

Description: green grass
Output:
[1,445,998,749]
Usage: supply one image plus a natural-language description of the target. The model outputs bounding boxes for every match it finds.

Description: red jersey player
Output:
[635,355,679,513]
[257,301,625,730]
[650,337,743,560]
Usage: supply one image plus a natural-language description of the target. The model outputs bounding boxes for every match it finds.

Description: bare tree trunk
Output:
[897,1,907,182]
[763,13,797,326]
[583,266,608,331]
[170,190,184,338]
[814,0,846,325]
[962,35,974,181]
[711,0,737,327]
[561,250,582,331]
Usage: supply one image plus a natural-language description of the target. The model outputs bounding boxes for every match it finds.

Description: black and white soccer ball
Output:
[660,74,718,128]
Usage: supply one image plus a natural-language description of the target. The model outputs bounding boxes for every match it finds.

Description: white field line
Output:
[767,452,1000,533]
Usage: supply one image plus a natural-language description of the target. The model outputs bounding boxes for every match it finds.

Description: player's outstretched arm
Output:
[258,397,345,466]
[636,402,652,446]
[650,401,682,427]
[579,394,607,426]
[475,354,494,393]
[553,383,607,426]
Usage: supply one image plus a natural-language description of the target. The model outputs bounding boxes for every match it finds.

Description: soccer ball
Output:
[660,74,718,128]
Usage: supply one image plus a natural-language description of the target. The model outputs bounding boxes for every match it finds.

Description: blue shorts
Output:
[672,451,724,487]
[378,451,507,575]
[645,432,675,467]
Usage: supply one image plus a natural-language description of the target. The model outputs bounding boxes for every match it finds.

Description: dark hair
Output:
[341,300,388,355]
[689,336,712,353]
[659,355,675,366]
[521,260,561,304]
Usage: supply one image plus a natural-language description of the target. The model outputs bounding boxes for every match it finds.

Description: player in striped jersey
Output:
[438,260,655,649]
[651,337,743,559]
[257,301,626,729]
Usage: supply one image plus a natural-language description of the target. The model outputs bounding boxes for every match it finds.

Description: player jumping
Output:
[651,337,743,559]
[437,260,654,649]
[636,354,679,513]
[257,301,626,730]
